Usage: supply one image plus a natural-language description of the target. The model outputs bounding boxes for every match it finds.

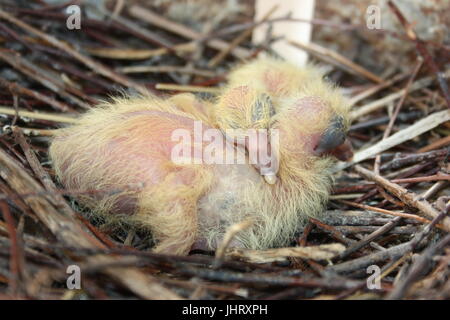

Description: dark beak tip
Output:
[317,138,353,162]
[333,139,353,162]
[336,150,353,162]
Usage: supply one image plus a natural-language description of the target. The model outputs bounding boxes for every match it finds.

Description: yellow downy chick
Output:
[49,58,352,255]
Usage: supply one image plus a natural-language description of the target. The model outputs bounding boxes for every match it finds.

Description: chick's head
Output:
[214,57,352,185]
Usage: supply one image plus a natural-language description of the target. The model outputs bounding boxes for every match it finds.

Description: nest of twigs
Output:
[0,0,449,300]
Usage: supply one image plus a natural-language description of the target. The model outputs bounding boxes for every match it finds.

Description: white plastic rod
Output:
[253,0,315,66]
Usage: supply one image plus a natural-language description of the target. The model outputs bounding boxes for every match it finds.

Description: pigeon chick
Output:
[49,58,352,255]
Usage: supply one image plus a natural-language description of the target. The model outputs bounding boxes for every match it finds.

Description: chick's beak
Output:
[254,139,279,185]
[314,116,353,161]
[263,173,277,185]
[224,131,279,185]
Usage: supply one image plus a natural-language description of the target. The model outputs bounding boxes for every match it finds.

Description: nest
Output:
[0,0,449,300]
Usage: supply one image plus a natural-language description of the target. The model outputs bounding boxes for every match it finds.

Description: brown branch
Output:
[339,200,435,226]
[0,106,77,124]
[289,40,384,83]
[0,200,25,295]
[208,5,278,67]
[0,8,148,95]
[388,233,450,299]
[127,5,251,60]
[374,58,423,173]
[338,216,402,260]
[354,165,450,232]
[179,266,362,290]
[0,147,180,299]
[418,135,450,153]
[387,0,450,109]
[381,148,448,171]
[329,209,447,274]
[309,218,356,245]
[0,50,90,110]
